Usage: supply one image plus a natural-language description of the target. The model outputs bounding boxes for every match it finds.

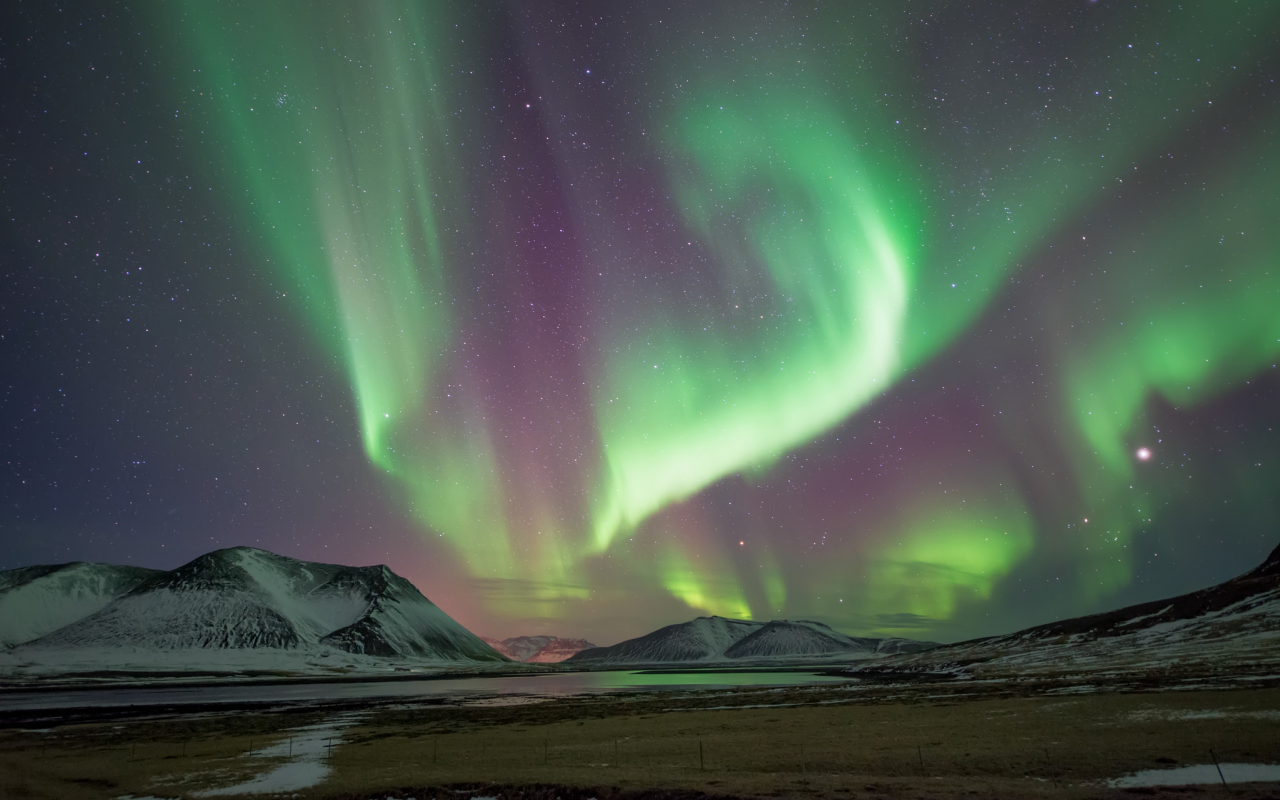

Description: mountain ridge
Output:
[568,615,937,664]
[3,547,506,663]
[851,540,1280,678]
[981,540,1280,644]
[481,635,598,662]
[0,562,163,648]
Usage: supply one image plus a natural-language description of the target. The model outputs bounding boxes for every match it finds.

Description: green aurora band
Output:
[165,2,520,577]
[158,2,1280,634]
[590,92,916,552]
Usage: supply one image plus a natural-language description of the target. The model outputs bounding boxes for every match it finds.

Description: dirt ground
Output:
[1,678,1278,799]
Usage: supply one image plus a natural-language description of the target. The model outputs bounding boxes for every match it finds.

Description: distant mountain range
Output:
[482,636,598,663]
[851,540,1280,679]
[568,616,937,665]
[0,547,505,663]
[2,547,935,673]
[3,541,1275,681]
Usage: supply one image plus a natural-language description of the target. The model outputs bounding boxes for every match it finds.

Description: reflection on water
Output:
[1,669,851,711]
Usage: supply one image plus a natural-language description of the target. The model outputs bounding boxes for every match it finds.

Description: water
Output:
[1109,763,1280,787]
[192,713,362,797]
[0,669,850,712]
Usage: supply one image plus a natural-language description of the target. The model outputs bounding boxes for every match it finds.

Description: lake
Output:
[0,668,852,712]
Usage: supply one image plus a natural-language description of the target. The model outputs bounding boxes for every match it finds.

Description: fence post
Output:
[918,745,924,777]
[700,738,704,771]
[1210,749,1227,787]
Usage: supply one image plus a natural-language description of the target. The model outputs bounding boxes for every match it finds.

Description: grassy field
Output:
[2,680,1278,799]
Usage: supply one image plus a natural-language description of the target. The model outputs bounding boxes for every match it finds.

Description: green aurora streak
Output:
[166,3,526,579]
[159,1,1280,632]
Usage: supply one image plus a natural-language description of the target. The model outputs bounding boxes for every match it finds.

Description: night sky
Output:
[3,1,1278,646]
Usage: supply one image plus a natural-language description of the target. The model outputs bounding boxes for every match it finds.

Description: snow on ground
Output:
[1128,708,1280,722]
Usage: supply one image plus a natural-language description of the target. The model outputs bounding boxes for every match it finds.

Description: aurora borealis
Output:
[3,2,1278,644]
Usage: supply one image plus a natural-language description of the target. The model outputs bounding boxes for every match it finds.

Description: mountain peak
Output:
[570,615,936,664]
[482,635,597,662]
[5,547,506,663]
[1255,540,1280,576]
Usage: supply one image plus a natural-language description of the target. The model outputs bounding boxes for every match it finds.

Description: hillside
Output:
[0,562,162,648]
[570,616,937,664]
[852,541,1280,680]
[3,547,506,668]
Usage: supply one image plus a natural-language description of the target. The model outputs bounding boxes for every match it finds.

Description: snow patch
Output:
[1116,605,1173,628]
[1128,708,1280,722]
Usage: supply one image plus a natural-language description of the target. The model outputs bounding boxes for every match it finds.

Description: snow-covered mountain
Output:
[873,637,941,655]
[723,620,880,658]
[8,547,506,662]
[480,635,598,662]
[481,636,518,659]
[570,616,762,663]
[525,638,597,663]
[854,540,1280,679]
[497,635,558,661]
[567,616,933,664]
[990,539,1280,644]
[0,562,162,648]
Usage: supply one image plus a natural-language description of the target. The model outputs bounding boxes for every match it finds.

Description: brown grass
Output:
[1,682,1278,799]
